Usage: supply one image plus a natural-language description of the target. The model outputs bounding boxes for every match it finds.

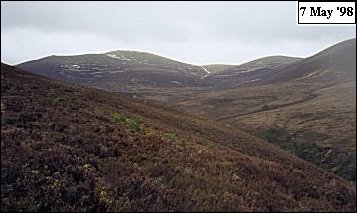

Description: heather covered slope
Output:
[1,63,356,211]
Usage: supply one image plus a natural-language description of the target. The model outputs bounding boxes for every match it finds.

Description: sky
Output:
[1,1,356,65]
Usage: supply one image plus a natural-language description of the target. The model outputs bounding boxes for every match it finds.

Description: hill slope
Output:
[1,63,356,211]
[174,38,356,180]
[201,56,302,88]
[265,38,356,84]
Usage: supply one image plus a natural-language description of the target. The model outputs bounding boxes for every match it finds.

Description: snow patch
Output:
[200,66,210,74]
[61,64,81,71]
[106,53,122,59]
[109,71,124,74]
[250,78,261,82]
[106,53,132,61]
[91,71,105,74]
[121,55,132,61]
[170,81,182,85]
[304,70,320,78]
[216,74,238,77]
[239,69,256,74]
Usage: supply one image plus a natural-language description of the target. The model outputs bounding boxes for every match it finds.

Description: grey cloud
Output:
[1,1,355,65]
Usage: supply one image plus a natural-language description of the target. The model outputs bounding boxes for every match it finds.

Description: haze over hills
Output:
[14,38,356,181]
[1,63,356,211]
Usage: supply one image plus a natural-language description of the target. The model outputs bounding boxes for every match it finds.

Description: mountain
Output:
[17,51,209,101]
[16,52,301,102]
[173,38,356,180]
[1,63,356,211]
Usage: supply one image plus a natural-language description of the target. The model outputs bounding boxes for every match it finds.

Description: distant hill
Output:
[16,52,302,101]
[202,56,302,88]
[1,63,356,211]
[17,51,208,96]
[230,55,302,71]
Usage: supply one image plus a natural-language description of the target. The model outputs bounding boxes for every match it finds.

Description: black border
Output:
[298,1,356,24]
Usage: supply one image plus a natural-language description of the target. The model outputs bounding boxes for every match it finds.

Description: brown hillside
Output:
[1,63,356,211]
[174,39,356,181]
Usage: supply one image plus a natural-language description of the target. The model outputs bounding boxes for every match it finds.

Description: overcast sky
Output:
[1,1,356,65]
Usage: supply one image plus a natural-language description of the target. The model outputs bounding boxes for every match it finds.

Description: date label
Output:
[298,2,355,24]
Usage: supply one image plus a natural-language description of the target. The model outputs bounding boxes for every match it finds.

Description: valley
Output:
[16,38,356,181]
[174,38,356,181]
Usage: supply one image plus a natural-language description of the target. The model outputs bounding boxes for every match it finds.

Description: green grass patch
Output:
[112,113,142,132]
[142,126,157,136]
[163,132,176,142]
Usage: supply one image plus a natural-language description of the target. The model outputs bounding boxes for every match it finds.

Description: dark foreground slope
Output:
[1,63,356,211]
